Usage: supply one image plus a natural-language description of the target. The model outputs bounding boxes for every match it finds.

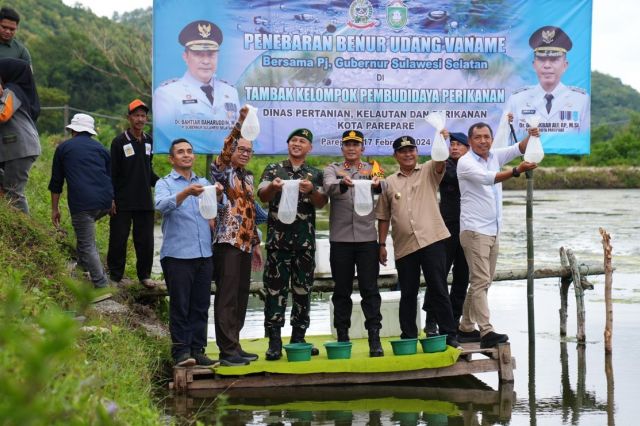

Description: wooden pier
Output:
[170,342,514,392]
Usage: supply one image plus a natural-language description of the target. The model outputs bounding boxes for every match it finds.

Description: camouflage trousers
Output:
[263,247,315,329]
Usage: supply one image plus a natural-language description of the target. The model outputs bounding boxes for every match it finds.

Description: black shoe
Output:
[239,349,259,362]
[368,329,384,357]
[266,327,282,361]
[174,352,196,367]
[424,318,439,338]
[220,355,250,367]
[291,327,319,356]
[445,335,462,349]
[337,328,350,342]
[480,331,509,349]
[457,329,481,343]
[192,352,217,366]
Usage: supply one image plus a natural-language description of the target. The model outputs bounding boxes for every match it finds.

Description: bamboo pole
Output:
[600,228,613,354]
[558,248,571,336]
[525,170,535,344]
[567,249,586,343]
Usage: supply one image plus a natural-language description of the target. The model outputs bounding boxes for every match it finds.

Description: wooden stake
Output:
[600,228,613,354]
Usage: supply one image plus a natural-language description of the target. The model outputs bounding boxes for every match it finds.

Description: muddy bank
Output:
[502,166,640,189]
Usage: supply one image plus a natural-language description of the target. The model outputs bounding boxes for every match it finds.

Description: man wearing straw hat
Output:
[48,113,112,288]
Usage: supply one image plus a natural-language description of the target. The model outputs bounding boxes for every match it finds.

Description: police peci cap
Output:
[529,26,572,57]
[179,20,223,51]
[449,132,469,146]
[341,130,364,144]
[287,128,313,143]
[392,135,417,151]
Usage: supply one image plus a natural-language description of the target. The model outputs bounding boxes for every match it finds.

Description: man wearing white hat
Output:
[48,113,113,288]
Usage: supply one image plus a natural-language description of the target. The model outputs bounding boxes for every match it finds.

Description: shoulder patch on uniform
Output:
[218,79,235,87]
[568,86,587,95]
[159,78,179,87]
[512,86,533,95]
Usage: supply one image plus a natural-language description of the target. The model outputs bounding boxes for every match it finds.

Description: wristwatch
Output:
[512,167,521,178]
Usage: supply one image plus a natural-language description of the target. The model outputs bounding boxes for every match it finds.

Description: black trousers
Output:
[107,210,154,281]
[330,241,382,331]
[161,256,213,360]
[213,243,252,358]
[396,240,456,338]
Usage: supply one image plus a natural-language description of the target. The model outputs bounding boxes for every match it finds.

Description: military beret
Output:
[449,132,468,147]
[341,130,364,144]
[392,135,417,151]
[287,128,313,143]
[179,20,223,51]
[529,26,572,57]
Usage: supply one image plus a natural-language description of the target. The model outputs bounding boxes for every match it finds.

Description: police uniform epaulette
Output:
[159,78,179,87]
[511,86,533,95]
[218,79,235,87]
[569,86,587,95]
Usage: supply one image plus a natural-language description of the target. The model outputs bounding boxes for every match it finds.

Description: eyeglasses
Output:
[236,147,254,155]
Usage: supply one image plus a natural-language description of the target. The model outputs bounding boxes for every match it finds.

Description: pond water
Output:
[161,189,640,425]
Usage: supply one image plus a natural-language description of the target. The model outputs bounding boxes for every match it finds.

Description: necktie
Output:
[544,94,554,113]
[201,85,214,105]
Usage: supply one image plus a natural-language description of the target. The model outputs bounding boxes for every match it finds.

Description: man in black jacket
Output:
[107,99,159,288]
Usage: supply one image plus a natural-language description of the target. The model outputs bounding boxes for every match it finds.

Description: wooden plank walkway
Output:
[170,342,514,392]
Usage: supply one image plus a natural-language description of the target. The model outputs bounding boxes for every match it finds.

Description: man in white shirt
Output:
[456,122,538,348]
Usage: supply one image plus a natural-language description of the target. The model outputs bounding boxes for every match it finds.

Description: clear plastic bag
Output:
[524,116,544,163]
[198,185,218,219]
[425,111,449,161]
[277,179,301,224]
[492,112,511,150]
[241,105,261,140]
[353,180,373,216]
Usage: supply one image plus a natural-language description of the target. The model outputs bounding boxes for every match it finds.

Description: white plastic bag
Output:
[198,185,218,219]
[524,116,544,163]
[353,180,373,216]
[425,111,449,161]
[241,105,261,140]
[277,179,301,224]
[492,112,511,150]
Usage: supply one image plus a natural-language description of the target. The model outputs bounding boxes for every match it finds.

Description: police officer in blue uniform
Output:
[153,20,240,132]
[505,26,590,136]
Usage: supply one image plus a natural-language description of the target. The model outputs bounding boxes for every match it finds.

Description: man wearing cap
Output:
[155,138,224,367]
[258,128,328,361]
[48,114,113,288]
[153,20,240,132]
[376,135,460,348]
[505,25,590,137]
[107,99,159,288]
[0,7,31,63]
[323,130,384,357]
[457,122,538,348]
[423,132,470,337]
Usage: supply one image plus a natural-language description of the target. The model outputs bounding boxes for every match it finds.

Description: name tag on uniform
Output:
[182,99,198,104]
[521,109,536,115]
[145,143,152,156]
[123,143,135,157]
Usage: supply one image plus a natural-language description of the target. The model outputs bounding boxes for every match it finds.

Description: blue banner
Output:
[153,0,592,155]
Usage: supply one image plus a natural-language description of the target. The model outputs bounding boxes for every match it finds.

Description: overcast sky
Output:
[62,0,640,92]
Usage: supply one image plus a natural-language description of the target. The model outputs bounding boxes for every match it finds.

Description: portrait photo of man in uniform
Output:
[505,25,590,137]
[153,20,240,133]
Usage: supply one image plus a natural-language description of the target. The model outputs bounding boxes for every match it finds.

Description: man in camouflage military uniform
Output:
[257,128,328,361]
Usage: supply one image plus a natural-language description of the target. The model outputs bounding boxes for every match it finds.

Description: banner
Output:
[153,0,592,155]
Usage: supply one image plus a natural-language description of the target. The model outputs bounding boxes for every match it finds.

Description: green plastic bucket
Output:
[283,343,313,362]
[419,335,447,353]
[324,341,353,359]
[390,338,418,355]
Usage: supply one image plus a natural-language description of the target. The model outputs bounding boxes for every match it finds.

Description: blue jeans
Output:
[71,209,110,287]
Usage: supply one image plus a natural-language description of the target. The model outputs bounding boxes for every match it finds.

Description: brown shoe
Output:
[140,279,156,289]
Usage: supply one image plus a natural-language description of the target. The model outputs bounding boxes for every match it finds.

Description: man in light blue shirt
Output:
[456,122,538,348]
[155,138,224,367]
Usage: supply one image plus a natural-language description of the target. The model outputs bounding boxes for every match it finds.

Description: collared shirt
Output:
[258,159,324,251]
[324,161,377,243]
[375,160,450,260]
[155,170,213,260]
[48,133,112,214]
[457,144,522,236]
[110,129,159,211]
[0,38,31,63]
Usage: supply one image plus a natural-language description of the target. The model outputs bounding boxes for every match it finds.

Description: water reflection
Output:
[168,378,516,425]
